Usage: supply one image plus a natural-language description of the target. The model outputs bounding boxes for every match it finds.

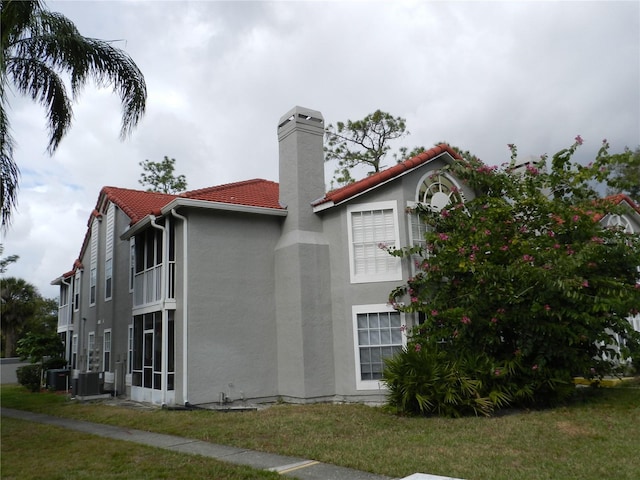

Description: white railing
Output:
[57,304,71,329]
[133,263,175,307]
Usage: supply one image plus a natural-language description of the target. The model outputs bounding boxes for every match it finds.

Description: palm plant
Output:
[0,0,147,228]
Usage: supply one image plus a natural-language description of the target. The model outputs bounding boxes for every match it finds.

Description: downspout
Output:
[149,215,168,406]
[170,208,189,406]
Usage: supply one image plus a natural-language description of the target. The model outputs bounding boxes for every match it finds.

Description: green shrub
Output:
[16,364,42,392]
[42,357,67,370]
[383,344,513,417]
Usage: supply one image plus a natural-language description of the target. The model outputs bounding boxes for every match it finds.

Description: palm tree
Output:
[1,277,38,357]
[0,0,147,228]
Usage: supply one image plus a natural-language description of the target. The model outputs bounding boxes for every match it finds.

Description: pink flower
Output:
[431,310,439,317]
[438,233,450,241]
[500,245,509,251]
[553,243,561,249]
[461,316,471,325]
[441,209,451,218]
[582,280,589,288]
[572,215,580,222]
[532,364,538,371]
[575,135,583,145]
[547,230,555,237]
[491,317,498,324]
[411,296,418,303]
[591,236,603,244]
[469,254,476,261]
[522,254,535,262]
[414,343,422,352]
[544,304,551,311]
[484,229,491,235]
[494,369,501,376]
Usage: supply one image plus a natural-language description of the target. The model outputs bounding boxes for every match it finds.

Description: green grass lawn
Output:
[2,383,640,480]
[1,416,283,480]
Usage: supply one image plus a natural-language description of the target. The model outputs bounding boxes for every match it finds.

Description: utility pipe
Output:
[170,208,189,406]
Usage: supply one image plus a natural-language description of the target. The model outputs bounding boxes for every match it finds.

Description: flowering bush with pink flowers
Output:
[384,139,640,416]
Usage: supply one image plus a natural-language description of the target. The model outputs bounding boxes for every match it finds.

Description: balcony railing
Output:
[57,304,71,329]
[133,262,175,307]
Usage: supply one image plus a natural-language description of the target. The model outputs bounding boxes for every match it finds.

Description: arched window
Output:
[606,214,633,234]
[416,171,465,212]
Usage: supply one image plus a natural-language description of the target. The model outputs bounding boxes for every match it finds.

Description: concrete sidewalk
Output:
[1,407,394,480]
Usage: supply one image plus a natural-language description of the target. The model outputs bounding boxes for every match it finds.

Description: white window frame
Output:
[103,329,112,372]
[73,271,81,311]
[352,304,406,391]
[104,258,113,301]
[89,268,97,306]
[347,201,402,284]
[71,334,78,370]
[128,324,134,374]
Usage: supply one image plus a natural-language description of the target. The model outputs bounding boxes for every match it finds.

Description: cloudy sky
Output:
[2,0,639,299]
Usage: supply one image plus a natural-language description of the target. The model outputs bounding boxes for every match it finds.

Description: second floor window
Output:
[347,201,402,284]
[105,259,113,300]
[90,268,97,305]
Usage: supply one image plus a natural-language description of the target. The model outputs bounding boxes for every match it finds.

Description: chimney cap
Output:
[278,106,324,130]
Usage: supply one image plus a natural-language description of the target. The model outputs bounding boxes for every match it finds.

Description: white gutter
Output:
[149,215,168,407]
[121,198,286,241]
[170,208,189,406]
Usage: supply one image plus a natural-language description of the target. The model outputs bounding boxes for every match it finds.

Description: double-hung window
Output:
[103,329,111,372]
[353,304,406,390]
[347,201,401,283]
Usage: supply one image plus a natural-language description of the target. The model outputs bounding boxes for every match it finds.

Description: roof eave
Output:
[313,149,456,211]
[121,197,287,240]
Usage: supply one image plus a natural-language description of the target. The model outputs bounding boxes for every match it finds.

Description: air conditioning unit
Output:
[75,372,104,396]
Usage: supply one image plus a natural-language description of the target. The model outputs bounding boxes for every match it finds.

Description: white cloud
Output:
[2,0,638,299]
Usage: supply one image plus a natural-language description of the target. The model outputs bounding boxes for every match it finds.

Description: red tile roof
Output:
[102,186,177,224]
[182,179,281,210]
[313,143,461,207]
[602,194,640,215]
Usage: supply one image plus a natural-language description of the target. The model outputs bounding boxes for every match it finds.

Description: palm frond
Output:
[5,55,72,152]
[0,0,147,228]
[0,99,19,230]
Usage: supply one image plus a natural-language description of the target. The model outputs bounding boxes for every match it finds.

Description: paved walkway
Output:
[1,407,395,480]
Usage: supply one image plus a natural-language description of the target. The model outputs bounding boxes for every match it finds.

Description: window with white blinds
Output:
[347,201,402,283]
[406,201,431,274]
